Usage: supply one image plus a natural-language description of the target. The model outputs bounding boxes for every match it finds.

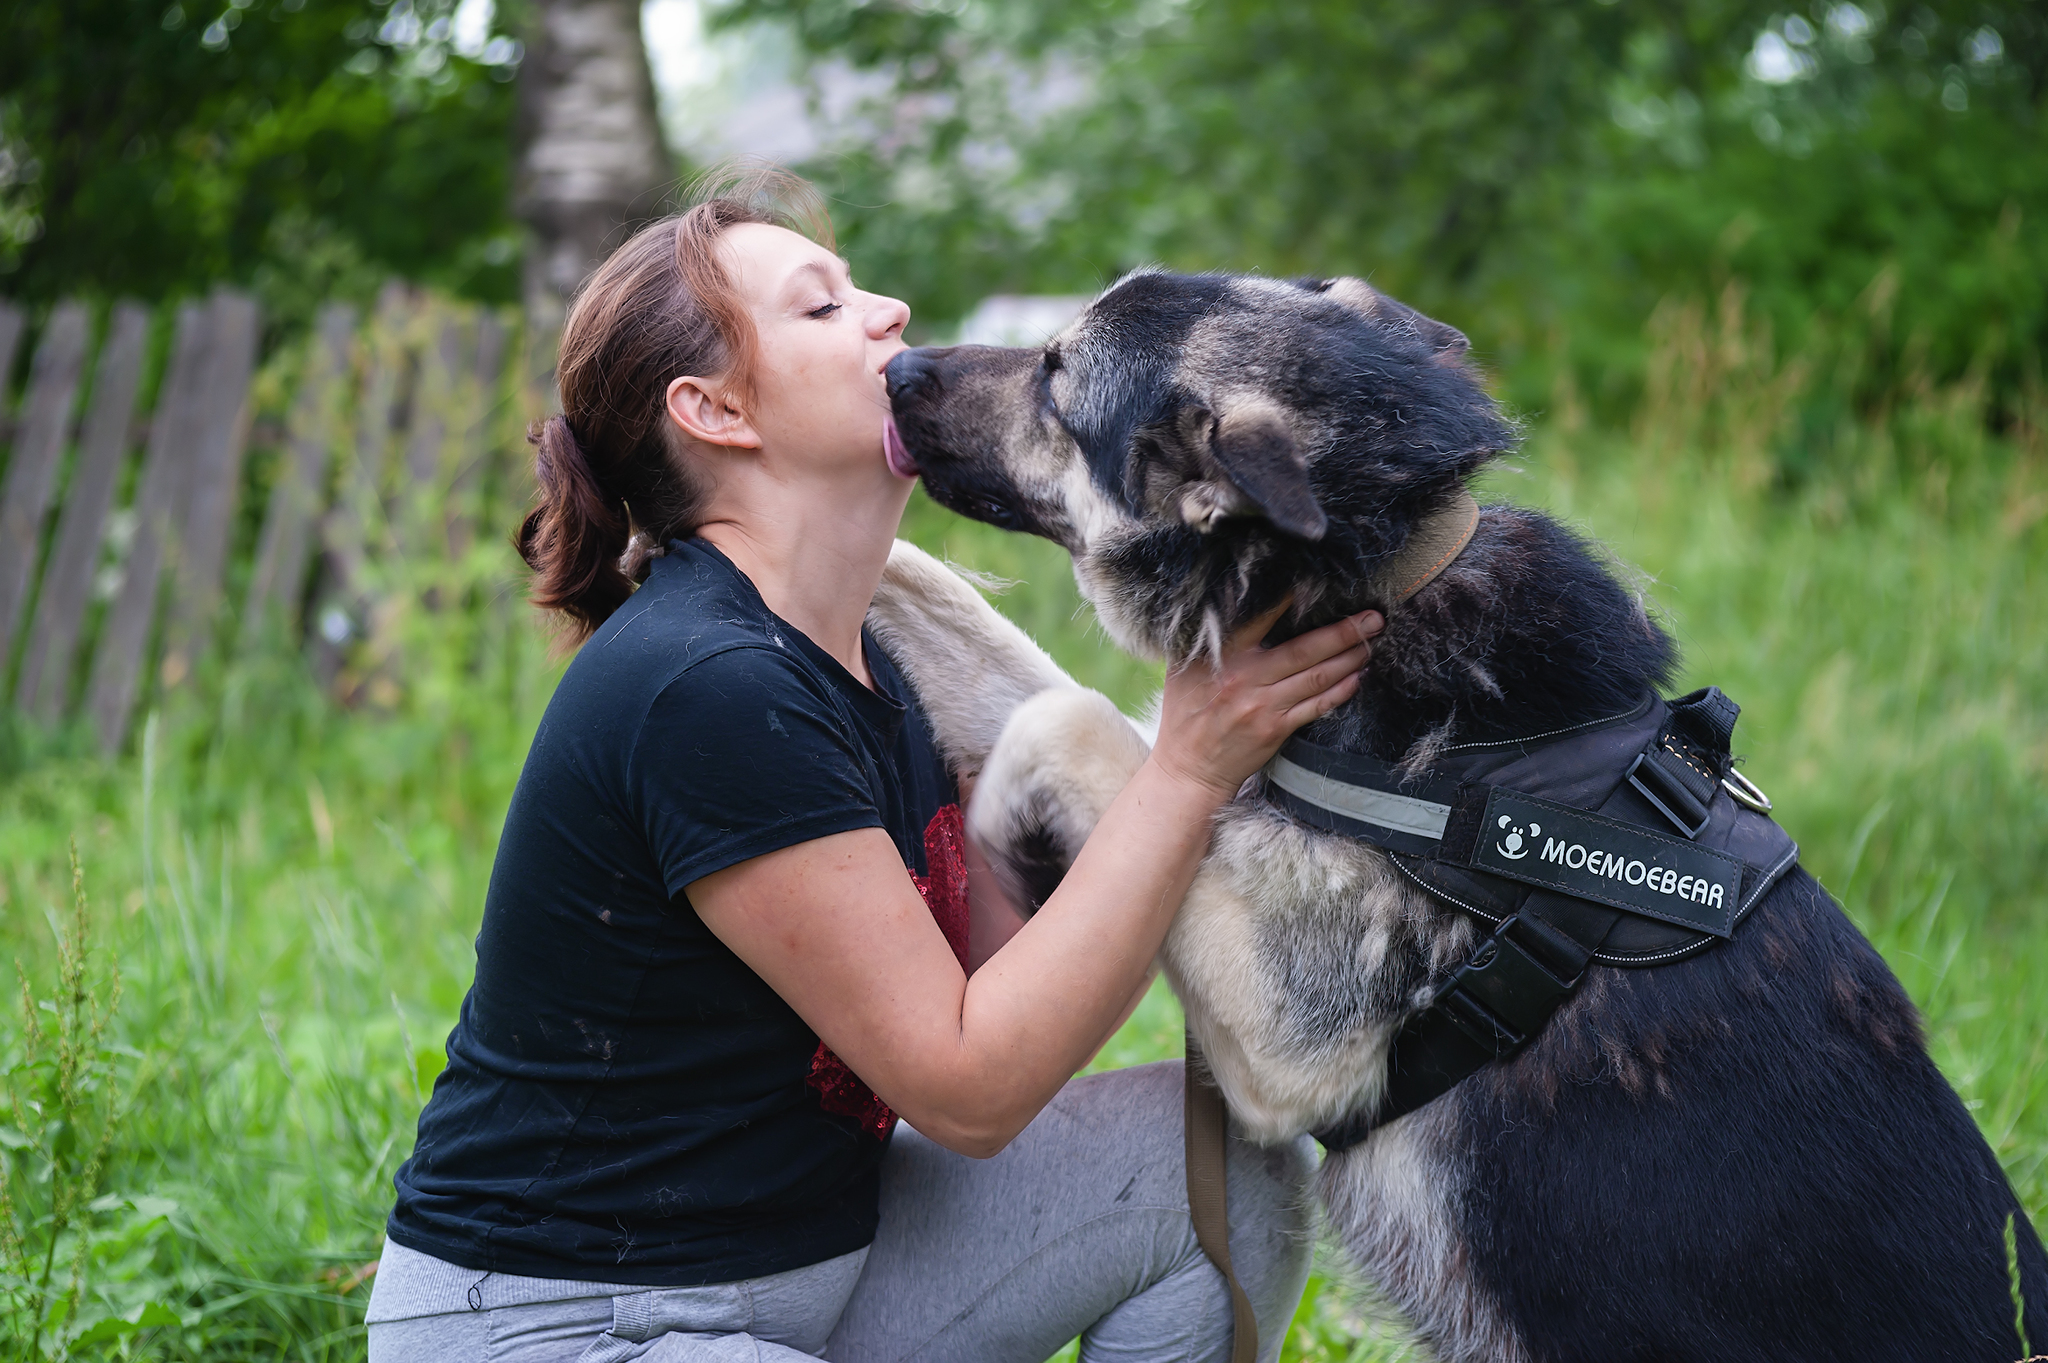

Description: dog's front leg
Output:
[866,539,1077,777]
[967,687,1152,914]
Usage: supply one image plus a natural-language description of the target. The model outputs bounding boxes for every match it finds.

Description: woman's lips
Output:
[883,417,920,479]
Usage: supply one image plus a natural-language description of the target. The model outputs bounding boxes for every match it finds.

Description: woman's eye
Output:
[807,301,844,320]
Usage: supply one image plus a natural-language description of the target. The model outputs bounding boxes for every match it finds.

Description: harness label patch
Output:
[1469,789,1740,936]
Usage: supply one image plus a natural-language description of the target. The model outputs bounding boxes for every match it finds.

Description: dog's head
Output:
[887,270,1516,662]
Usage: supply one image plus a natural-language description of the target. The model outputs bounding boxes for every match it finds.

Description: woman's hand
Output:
[1149,604,1383,802]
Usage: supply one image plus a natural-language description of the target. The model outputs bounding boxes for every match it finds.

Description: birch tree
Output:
[516,0,671,331]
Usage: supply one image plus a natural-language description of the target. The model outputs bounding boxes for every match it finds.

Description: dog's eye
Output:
[973,496,1019,527]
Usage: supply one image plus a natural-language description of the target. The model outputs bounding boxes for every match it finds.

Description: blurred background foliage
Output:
[0,0,526,337]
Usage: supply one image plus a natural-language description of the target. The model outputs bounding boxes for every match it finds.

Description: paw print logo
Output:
[1495,815,1540,861]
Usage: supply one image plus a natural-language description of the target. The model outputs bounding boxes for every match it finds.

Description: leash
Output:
[1184,1040,1259,1363]
[1180,489,1480,1363]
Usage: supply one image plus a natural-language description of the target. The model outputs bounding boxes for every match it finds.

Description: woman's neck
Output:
[694,472,912,687]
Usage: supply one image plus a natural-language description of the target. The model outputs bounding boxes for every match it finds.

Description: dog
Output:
[864,269,2048,1362]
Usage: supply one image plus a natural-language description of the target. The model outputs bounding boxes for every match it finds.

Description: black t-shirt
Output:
[386,538,956,1285]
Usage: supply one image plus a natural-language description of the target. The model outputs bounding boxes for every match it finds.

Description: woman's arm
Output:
[959,772,1031,972]
[688,605,1380,1157]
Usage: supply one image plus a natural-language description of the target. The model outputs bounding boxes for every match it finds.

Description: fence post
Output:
[16,303,150,721]
[0,302,91,689]
[446,309,508,564]
[311,283,412,691]
[0,302,24,400]
[158,290,259,689]
[244,302,355,644]
[86,300,215,755]
[396,305,467,564]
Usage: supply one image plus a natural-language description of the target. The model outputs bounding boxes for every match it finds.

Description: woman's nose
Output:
[868,293,911,339]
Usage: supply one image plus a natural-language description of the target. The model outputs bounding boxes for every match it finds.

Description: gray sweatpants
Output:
[366,1062,1315,1363]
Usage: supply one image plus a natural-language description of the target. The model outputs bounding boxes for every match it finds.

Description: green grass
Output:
[2,407,2043,1358]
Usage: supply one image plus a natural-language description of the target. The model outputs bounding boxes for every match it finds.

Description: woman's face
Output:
[721,222,914,485]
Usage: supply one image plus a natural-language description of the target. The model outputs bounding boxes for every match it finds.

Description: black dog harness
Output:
[1263,686,1800,1149]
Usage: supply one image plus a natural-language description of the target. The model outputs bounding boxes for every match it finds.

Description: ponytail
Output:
[517,415,635,636]
[514,160,833,648]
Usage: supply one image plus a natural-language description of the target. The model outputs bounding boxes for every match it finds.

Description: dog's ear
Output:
[1174,399,1327,540]
[1321,277,1469,360]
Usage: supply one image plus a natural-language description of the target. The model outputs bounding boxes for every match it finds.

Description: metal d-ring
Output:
[1722,768,1773,813]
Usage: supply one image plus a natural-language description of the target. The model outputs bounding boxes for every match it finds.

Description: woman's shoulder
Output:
[577,536,815,675]
[536,552,847,765]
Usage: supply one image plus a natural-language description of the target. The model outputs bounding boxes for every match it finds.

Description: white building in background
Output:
[641,0,883,167]
[953,296,1093,347]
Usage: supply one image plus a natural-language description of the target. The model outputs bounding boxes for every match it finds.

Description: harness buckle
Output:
[1626,749,1713,838]
[1431,915,1582,1060]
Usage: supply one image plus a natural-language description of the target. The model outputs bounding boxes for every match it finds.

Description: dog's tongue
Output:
[883,417,920,479]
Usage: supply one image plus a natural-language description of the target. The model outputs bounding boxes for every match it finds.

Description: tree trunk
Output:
[516,0,669,336]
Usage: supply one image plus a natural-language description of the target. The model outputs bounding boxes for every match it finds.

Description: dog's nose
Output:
[886,349,943,403]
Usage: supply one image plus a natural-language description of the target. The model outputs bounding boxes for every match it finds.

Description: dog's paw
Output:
[969,688,1151,914]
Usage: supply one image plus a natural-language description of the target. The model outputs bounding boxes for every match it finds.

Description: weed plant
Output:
[0,307,2042,1359]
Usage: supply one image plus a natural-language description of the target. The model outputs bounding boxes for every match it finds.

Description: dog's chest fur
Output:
[1162,798,1470,1140]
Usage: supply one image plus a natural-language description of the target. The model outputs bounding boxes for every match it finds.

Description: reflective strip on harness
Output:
[1265,754,1451,840]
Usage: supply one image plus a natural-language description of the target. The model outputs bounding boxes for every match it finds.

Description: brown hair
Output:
[516,161,835,646]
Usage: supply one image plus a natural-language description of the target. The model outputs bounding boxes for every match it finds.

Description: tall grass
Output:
[1,299,2042,1359]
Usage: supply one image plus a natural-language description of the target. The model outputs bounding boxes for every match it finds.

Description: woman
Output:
[365,169,1383,1363]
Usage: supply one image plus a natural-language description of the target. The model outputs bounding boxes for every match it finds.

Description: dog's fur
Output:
[869,269,2048,1361]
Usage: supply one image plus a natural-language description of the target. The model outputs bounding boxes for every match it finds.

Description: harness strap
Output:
[1184,1038,1259,1363]
[1317,776,1653,1147]
[1268,767,1746,939]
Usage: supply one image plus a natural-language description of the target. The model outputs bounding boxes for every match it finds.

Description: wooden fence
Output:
[0,285,538,755]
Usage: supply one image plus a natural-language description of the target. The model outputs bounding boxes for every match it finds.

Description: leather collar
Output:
[1365,488,1480,607]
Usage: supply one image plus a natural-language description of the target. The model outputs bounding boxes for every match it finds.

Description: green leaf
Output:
[69,1316,144,1344]
[69,1299,185,1344]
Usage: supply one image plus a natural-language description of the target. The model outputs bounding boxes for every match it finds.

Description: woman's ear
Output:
[666,376,763,450]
